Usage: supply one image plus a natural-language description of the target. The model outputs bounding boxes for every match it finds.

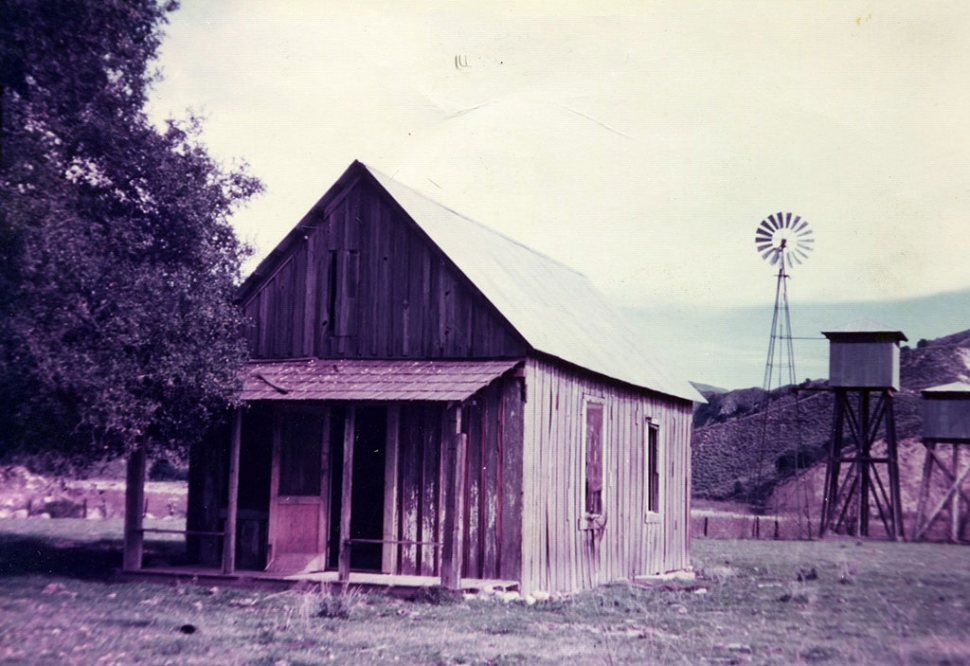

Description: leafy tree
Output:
[0,0,263,468]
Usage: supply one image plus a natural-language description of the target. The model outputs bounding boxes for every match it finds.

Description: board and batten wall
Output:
[393,374,523,582]
[520,356,693,595]
[239,178,526,361]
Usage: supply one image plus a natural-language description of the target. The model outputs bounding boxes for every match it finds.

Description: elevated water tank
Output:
[821,318,907,391]
[921,382,970,442]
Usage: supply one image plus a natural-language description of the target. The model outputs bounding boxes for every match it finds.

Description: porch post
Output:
[338,406,356,585]
[441,403,465,590]
[123,446,146,571]
[222,406,243,574]
[382,405,400,574]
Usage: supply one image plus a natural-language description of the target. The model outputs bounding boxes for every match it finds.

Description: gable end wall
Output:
[240,179,527,360]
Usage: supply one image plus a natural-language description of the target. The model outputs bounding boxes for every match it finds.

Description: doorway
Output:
[268,409,329,573]
[327,406,387,571]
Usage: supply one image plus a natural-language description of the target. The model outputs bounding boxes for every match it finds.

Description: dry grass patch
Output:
[1,521,969,664]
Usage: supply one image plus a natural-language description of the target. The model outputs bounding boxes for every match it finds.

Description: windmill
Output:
[752,212,813,537]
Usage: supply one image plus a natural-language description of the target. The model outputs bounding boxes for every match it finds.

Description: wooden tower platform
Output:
[913,383,970,542]
[818,320,906,540]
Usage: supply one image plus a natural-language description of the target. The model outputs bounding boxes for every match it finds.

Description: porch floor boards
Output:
[123,566,518,594]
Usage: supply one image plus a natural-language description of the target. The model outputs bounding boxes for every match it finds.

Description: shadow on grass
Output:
[0,533,122,580]
[0,533,184,581]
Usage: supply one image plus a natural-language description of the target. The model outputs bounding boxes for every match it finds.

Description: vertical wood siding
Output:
[390,375,523,581]
[520,357,693,594]
[386,377,522,580]
[397,402,441,575]
[460,375,523,581]
[240,180,526,361]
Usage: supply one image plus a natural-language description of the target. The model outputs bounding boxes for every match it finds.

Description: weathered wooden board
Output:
[240,178,526,362]
[398,406,419,575]
[519,356,693,594]
[420,406,439,576]
[499,375,524,581]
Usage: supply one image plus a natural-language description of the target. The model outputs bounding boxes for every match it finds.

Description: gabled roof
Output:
[241,161,702,403]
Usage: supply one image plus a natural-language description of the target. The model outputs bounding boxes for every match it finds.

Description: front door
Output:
[267,409,330,573]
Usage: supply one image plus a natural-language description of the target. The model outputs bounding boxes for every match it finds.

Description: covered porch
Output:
[122,359,523,592]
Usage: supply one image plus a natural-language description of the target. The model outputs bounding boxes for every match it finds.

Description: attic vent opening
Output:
[325,249,359,338]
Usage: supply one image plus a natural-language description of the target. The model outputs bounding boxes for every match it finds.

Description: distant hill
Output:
[691,328,970,503]
[690,381,728,396]
[623,287,970,389]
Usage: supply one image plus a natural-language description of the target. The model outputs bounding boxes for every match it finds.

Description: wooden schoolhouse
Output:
[128,160,702,594]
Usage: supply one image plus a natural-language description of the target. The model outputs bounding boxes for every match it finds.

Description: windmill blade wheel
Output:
[754,213,813,268]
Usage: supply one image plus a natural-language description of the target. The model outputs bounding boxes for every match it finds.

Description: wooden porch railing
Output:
[338,538,443,585]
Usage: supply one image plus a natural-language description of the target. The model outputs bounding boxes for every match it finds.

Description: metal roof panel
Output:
[822,318,908,341]
[366,166,703,402]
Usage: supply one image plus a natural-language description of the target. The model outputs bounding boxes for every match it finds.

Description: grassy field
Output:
[1,520,968,665]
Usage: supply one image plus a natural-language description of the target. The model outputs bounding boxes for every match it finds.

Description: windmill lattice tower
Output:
[752,212,813,538]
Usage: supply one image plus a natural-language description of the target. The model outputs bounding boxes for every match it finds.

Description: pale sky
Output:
[148,1,970,311]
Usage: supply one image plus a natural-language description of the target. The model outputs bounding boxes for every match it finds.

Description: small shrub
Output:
[149,459,187,482]
[317,585,362,619]
[43,499,85,518]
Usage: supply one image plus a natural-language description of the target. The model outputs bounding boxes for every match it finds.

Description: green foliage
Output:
[774,444,827,478]
[148,458,187,482]
[0,0,263,466]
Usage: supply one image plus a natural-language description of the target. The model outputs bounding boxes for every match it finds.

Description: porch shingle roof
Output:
[241,358,520,402]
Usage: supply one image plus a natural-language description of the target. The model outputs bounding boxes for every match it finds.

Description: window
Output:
[584,401,604,516]
[279,413,324,497]
[646,422,660,514]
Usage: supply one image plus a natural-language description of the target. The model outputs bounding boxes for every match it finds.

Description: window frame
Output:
[581,397,607,524]
[644,418,662,523]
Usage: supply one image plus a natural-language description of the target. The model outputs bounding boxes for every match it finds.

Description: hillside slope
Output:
[692,328,970,502]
